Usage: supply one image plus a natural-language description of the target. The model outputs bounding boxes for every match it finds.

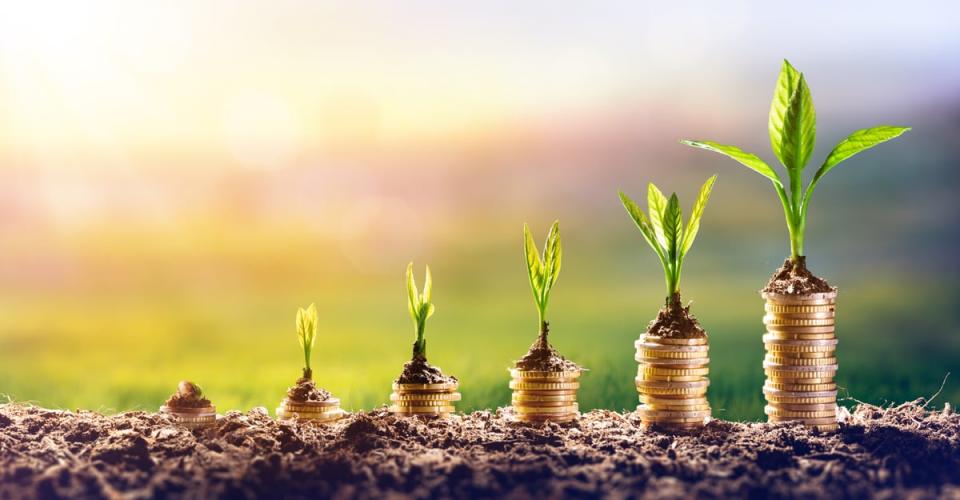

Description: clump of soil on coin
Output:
[646,293,706,339]
[164,381,211,409]
[1,399,957,498]
[286,377,332,403]
[396,354,457,384]
[515,323,582,372]
[763,257,836,295]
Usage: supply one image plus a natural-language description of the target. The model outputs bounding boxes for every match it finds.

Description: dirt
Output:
[285,377,332,403]
[515,324,581,372]
[396,355,458,384]
[646,293,707,339]
[1,400,957,499]
[163,381,212,409]
[763,256,836,295]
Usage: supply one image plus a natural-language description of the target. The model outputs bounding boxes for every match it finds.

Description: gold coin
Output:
[765,356,838,366]
[636,349,709,360]
[393,382,458,392]
[509,369,581,380]
[767,377,836,386]
[765,395,836,405]
[513,404,578,415]
[514,414,577,423]
[637,336,707,346]
[509,381,580,391]
[641,402,711,412]
[763,338,837,350]
[639,395,708,404]
[635,378,710,389]
[763,387,837,398]
[765,310,836,321]
[765,323,836,333]
[765,405,836,419]
[810,424,839,432]
[277,410,344,422]
[636,342,709,353]
[637,405,710,417]
[765,302,835,314]
[764,333,837,341]
[768,402,837,411]
[768,416,837,426]
[513,390,580,398]
[637,414,707,424]
[764,381,836,392]
[765,351,836,360]
[512,393,577,403]
[635,356,710,367]
[280,398,341,409]
[762,291,837,304]
[763,360,838,371]
[391,392,461,402]
[763,316,835,327]
[636,386,709,397]
[160,405,217,415]
[640,366,710,377]
[512,399,577,408]
[640,375,707,383]
[389,404,456,413]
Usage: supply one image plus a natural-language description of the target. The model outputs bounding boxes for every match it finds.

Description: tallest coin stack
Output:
[761,291,839,432]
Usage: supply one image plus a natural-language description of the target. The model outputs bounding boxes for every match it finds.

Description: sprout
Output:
[523,221,562,339]
[296,303,318,379]
[406,262,435,360]
[619,176,717,304]
[681,60,910,264]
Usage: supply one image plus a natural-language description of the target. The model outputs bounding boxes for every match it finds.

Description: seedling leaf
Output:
[619,191,666,261]
[779,73,816,172]
[664,194,683,261]
[769,59,802,168]
[679,140,783,187]
[681,175,717,256]
[647,183,669,249]
[406,262,435,358]
[523,221,562,327]
[296,303,318,377]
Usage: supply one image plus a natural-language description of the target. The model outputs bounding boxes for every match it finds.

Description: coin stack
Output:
[159,404,216,430]
[276,397,345,423]
[389,381,461,417]
[634,334,711,430]
[762,291,839,432]
[509,369,581,423]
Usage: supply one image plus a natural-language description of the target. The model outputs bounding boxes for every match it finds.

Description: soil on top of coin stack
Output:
[286,377,332,402]
[1,399,958,498]
[396,355,458,384]
[164,381,211,409]
[763,257,836,295]
[646,293,706,339]
[515,323,581,372]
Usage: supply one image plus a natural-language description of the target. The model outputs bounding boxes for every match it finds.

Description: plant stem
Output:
[537,320,549,346]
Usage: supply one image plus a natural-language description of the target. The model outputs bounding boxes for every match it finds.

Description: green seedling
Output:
[523,221,562,342]
[296,303,318,379]
[681,60,910,264]
[406,262,435,360]
[619,176,717,305]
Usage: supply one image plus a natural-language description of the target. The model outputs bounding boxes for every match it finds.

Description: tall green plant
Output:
[296,303,318,379]
[406,262,435,360]
[681,60,910,263]
[523,221,562,340]
[619,176,716,304]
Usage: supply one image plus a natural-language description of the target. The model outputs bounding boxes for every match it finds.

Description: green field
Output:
[1,225,956,421]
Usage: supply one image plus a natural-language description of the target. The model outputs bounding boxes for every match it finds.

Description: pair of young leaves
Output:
[682,60,910,259]
[619,176,716,299]
[523,221,561,327]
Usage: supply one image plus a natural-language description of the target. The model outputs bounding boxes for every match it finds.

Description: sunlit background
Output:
[1,1,958,420]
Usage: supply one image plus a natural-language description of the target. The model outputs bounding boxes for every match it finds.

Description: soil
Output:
[515,323,581,372]
[285,377,332,403]
[646,293,706,339]
[1,400,957,499]
[396,355,458,385]
[763,256,836,295]
[163,381,211,409]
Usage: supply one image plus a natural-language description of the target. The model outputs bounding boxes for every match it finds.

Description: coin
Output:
[635,356,710,367]
[765,356,838,366]
[280,398,341,409]
[509,369,581,379]
[765,405,836,419]
[391,392,461,402]
[637,336,707,346]
[513,404,578,415]
[390,404,456,413]
[636,349,709,360]
[763,387,837,398]
[763,360,838,371]
[514,414,577,423]
[763,315,835,326]
[768,402,837,411]
[509,380,580,391]
[764,381,837,392]
[393,382,458,392]
[768,416,837,426]
[637,342,709,353]
[640,366,710,377]
[761,291,837,304]
[764,302,835,313]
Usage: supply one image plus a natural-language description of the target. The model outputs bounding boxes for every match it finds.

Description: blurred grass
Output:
[0,224,956,421]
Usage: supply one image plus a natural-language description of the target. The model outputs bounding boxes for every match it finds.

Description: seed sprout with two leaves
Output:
[406,262,435,361]
[296,303,318,380]
[619,176,717,306]
[523,221,561,343]
[681,60,910,265]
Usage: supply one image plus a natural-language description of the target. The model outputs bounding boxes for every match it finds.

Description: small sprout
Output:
[296,303,318,380]
[523,221,562,340]
[681,60,910,264]
[406,262,435,360]
[620,176,717,304]
[177,380,203,399]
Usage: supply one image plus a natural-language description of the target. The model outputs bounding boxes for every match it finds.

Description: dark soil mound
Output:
[396,356,457,384]
[163,381,212,409]
[1,400,958,498]
[286,377,332,402]
[763,257,836,295]
[646,293,706,339]
[515,326,581,372]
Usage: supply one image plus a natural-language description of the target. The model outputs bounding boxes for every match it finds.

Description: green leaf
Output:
[779,73,816,172]
[679,140,783,187]
[423,264,432,304]
[406,262,419,321]
[768,59,801,168]
[523,223,543,297]
[681,175,717,256]
[647,183,669,249]
[619,191,665,258]
[543,220,562,291]
[663,194,683,261]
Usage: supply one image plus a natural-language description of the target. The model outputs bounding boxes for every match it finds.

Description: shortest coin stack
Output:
[276,398,345,423]
[634,334,711,430]
[159,404,216,430]
[509,369,581,423]
[762,291,839,432]
[389,382,461,417]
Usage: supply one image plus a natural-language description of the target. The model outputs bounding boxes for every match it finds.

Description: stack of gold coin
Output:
[762,291,839,432]
[389,382,461,417]
[509,369,581,423]
[634,334,711,430]
[276,398,345,423]
[159,404,216,430]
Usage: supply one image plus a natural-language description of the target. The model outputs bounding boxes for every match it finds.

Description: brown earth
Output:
[285,377,332,403]
[1,400,957,499]
[646,293,707,339]
[514,323,582,372]
[763,257,836,295]
[396,356,458,385]
[163,381,211,409]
